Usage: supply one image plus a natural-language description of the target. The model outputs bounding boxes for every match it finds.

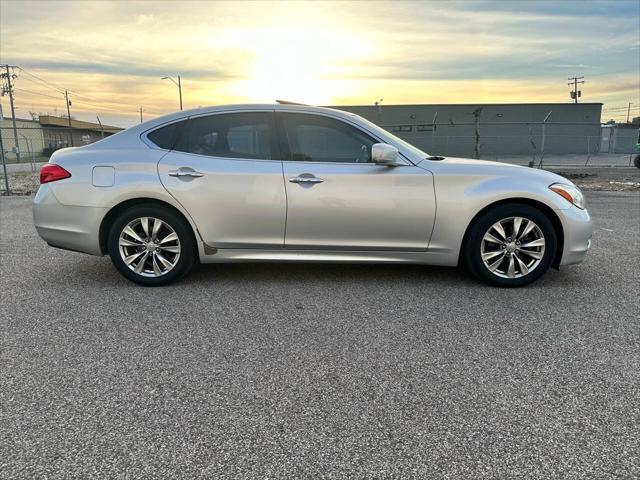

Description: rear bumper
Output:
[33,184,106,256]
[558,205,592,266]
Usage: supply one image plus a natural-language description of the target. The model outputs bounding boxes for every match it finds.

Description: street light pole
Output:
[162,75,183,111]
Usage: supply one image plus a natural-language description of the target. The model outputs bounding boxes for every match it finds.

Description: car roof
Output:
[82,103,363,150]
[141,104,356,129]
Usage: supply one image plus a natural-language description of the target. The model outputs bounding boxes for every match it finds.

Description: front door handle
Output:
[289,175,324,184]
[168,169,204,178]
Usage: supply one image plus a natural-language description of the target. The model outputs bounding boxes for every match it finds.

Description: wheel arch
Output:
[458,198,564,269]
[99,197,200,255]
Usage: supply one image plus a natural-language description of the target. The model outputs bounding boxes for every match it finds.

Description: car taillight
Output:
[40,164,71,184]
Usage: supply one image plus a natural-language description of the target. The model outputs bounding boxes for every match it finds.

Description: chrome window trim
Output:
[280,159,411,167]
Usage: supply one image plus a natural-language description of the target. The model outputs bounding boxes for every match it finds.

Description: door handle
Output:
[168,169,204,178]
[289,175,324,184]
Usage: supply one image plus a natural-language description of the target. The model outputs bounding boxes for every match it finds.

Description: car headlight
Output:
[549,183,586,209]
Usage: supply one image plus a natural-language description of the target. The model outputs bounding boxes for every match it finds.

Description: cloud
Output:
[1,0,638,125]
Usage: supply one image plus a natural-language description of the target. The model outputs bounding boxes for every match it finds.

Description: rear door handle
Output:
[289,175,324,184]
[168,169,204,178]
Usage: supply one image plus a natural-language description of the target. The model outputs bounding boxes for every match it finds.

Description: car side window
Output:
[175,113,273,160]
[146,120,186,150]
[281,113,376,163]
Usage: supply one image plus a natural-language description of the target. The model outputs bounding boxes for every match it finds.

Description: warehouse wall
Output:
[332,103,603,157]
[0,118,45,161]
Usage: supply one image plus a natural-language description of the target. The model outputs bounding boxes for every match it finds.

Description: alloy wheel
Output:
[480,216,545,279]
[118,217,181,277]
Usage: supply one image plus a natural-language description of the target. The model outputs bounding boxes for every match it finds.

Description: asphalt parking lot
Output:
[1,191,639,479]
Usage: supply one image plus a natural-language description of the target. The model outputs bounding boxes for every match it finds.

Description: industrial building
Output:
[4,104,631,163]
[332,103,603,158]
[38,115,122,152]
[0,117,44,162]
[0,115,122,161]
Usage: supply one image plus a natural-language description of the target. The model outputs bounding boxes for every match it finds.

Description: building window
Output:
[392,125,413,132]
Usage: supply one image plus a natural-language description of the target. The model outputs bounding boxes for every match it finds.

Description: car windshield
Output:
[352,114,432,159]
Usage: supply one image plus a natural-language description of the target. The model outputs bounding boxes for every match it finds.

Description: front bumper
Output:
[33,184,106,256]
[558,205,592,266]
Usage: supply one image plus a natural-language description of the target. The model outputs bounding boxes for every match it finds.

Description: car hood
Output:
[417,156,576,187]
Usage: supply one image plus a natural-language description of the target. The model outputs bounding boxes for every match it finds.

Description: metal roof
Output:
[38,115,123,133]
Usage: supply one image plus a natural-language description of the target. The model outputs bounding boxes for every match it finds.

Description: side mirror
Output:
[371,143,400,166]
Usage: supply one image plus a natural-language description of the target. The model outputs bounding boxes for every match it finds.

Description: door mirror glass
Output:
[371,143,399,165]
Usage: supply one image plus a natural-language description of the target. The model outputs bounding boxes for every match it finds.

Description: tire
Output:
[463,203,557,287]
[633,154,640,169]
[107,204,196,286]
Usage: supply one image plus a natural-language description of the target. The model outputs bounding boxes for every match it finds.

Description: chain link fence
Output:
[1,120,638,195]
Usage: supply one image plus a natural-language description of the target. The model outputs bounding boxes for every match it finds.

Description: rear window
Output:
[146,121,186,150]
[174,113,273,160]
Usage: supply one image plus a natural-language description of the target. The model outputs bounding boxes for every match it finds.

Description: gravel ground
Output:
[1,192,639,479]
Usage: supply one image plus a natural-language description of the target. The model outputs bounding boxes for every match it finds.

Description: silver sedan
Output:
[33,104,592,287]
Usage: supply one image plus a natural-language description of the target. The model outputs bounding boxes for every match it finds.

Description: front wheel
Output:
[463,204,557,287]
[107,204,196,286]
[633,154,640,168]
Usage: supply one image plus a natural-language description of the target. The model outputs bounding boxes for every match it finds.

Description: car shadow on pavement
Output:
[50,252,576,290]
[185,262,478,287]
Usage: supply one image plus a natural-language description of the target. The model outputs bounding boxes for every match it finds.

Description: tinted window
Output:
[175,113,273,160]
[281,113,376,163]
[147,121,185,149]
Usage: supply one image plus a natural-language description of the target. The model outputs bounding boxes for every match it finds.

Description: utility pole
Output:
[627,102,632,124]
[0,109,9,194]
[139,106,143,123]
[1,64,21,164]
[567,76,584,104]
[64,89,74,146]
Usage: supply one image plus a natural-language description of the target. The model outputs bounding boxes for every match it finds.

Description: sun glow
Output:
[2,1,638,126]
[219,26,374,105]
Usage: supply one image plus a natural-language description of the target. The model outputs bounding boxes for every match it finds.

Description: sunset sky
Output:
[1,0,639,127]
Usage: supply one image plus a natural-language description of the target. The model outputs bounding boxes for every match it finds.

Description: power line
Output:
[16,67,66,94]
[602,105,640,112]
[16,67,165,112]
[11,65,181,119]
[14,73,68,94]
[13,87,64,100]
[138,83,176,103]
[69,97,166,115]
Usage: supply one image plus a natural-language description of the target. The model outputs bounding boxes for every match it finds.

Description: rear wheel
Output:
[633,154,640,168]
[107,204,196,286]
[464,204,557,287]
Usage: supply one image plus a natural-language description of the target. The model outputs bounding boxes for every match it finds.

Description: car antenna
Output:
[276,99,309,105]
